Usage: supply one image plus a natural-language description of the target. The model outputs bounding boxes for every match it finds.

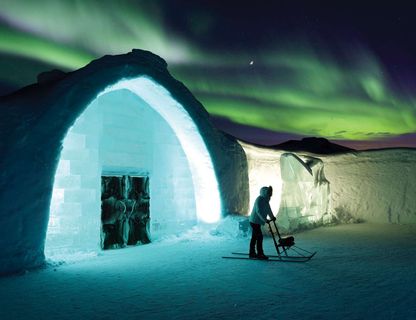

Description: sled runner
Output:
[223,220,316,263]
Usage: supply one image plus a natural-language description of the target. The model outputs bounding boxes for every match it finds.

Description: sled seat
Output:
[278,236,295,247]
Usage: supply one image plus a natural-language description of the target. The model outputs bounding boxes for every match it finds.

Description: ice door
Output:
[101,175,150,249]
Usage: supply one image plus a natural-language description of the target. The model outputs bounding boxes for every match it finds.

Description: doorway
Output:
[101,175,150,249]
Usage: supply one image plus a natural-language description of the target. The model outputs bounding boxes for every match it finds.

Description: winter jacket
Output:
[249,187,275,225]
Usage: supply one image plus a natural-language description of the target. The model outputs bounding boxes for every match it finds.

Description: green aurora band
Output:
[0,0,415,142]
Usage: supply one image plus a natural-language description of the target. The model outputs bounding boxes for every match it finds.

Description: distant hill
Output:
[272,137,355,154]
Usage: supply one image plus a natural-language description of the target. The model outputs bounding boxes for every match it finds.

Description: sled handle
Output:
[267,221,281,255]
[272,219,283,239]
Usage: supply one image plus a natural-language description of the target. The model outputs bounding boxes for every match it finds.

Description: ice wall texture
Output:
[240,142,284,214]
[0,49,248,275]
[242,143,416,230]
[278,154,330,232]
[46,89,197,256]
[241,142,331,232]
[322,149,416,224]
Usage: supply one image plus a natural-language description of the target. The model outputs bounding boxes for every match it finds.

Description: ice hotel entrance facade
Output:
[41,51,249,257]
[45,78,224,255]
[0,49,248,273]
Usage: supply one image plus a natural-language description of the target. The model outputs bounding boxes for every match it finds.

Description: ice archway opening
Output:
[45,76,222,256]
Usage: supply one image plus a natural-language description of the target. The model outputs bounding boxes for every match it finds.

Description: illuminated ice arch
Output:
[46,76,221,255]
[100,77,222,223]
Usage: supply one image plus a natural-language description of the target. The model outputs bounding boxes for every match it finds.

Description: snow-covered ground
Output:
[1,222,415,320]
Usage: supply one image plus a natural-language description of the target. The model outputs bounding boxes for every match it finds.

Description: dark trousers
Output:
[250,222,264,255]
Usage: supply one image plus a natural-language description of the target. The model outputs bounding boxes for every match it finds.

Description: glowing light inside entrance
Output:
[98,77,221,223]
[47,75,221,258]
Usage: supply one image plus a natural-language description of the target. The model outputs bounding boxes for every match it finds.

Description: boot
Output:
[257,252,269,260]
[257,239,268,259]
[249,241,257,258]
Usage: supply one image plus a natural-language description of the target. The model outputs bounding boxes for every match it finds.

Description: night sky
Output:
[1,1,415,149]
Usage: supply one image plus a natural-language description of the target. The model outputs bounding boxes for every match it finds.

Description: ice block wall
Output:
[46,89,196,255]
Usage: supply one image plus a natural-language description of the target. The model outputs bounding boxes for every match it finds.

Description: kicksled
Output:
[223,220,316,263]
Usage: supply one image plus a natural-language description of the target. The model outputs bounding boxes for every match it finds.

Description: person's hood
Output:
[259,186,269,198]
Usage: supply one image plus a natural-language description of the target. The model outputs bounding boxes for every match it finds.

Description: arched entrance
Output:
[45,76,222,256]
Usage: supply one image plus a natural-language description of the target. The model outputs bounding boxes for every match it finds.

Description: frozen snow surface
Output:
[1,222,415,320]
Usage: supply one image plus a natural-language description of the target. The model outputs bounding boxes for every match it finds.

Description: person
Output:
[249,186,276,259]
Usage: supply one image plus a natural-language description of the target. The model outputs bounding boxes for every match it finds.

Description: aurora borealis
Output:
[1,1,415,149]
